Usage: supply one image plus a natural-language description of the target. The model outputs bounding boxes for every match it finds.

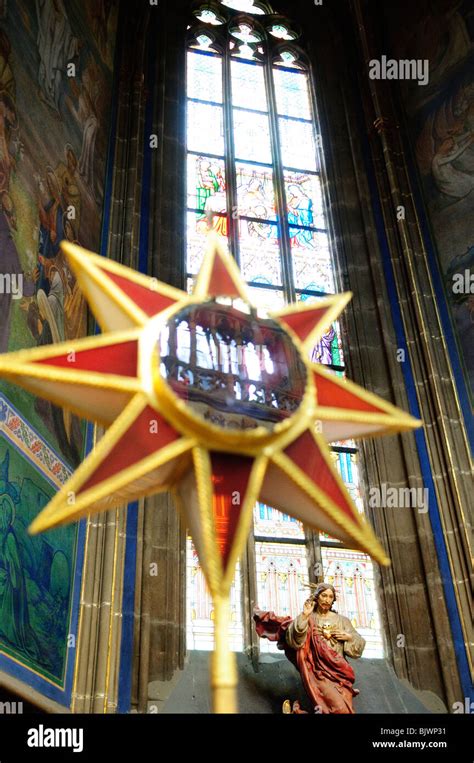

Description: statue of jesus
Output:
[254,583,366,714]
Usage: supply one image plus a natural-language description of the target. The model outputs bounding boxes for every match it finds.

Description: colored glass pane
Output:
[255,540,309,652]
[330,450,364,514]
[236,162,276,220]
[230,23,262,44]
[187,211,228,275]
[273,68,311,119]
[321,546,383,658]
[233,109,272,163]
[231,60,267,111]
[239,219,282,285]
[274,50,301,68]
[187,101,224,155]
[269,24,295,41]
[191,34,212,51]
[285,170,325,229]
[221,0,266,13]
[297,294,345,366]
[187,155,227,212]
[196,9,224,25]
[187,51,223,103]
[247,285,285,312]
[319,531,342,544]
[187,537,243,650]
[231,42,260,60]
[278,117,317,171]
[291,232,335,294]
[331,438,357,449]
[311,320,344,367]
[253,503,305,539]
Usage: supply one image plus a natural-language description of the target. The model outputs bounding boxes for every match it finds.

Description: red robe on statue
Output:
[253,609,360,714]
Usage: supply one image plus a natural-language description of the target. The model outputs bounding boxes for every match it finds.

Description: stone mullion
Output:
[242,535,259,670]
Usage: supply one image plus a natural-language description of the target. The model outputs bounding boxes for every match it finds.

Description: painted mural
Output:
[0,433,74,683]
[0,0,118,464]
[385,0,474,411]
[0,0,118,696]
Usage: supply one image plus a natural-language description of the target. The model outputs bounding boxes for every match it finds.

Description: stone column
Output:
[132,0,188,711]
[266,0,469,708]
[72,4,151,713]
[350,0,471,706]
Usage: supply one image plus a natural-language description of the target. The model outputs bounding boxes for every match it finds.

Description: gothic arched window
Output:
[185,0,383,658]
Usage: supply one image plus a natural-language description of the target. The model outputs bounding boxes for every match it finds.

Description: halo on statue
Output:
[0,230,422,712]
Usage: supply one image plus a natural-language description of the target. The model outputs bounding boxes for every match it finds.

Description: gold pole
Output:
[211,594,238,713]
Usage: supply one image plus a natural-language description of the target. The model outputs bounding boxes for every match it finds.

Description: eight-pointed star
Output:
[0,234,421,594]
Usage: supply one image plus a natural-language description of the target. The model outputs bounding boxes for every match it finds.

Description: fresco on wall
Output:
[385,0,474,410]
[0,0,118,696]
[0,428,75,684]
[0,0,118,465]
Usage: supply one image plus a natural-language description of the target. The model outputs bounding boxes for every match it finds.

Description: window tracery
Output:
[185,1,383,658]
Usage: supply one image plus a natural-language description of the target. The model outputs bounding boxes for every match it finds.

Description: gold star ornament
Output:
[0,234,420,711]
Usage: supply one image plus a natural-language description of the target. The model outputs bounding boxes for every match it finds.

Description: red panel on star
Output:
[279,307,333,343]
[79,407,179,494]
[33,341,139,377]
[314,371,382,413]
[210,452,254,568]
[284,431,355,521]
[206,254,242,298]
[104,270,179,316]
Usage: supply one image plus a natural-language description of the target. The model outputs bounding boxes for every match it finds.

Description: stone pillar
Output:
[350,0,471,706]
[72,4,151,713]
[277,0,469,706]
[132,0,188,711]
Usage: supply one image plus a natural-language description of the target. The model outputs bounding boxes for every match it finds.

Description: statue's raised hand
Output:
[302,598,315,619]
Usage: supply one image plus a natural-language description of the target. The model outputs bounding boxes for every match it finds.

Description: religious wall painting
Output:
[0,431,77,688]
[384,0,473,116]
[384,0,474,407]
[414,62,474,405]
[0,0,118,466]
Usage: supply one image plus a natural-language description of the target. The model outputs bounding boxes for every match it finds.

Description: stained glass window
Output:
[185,2,383,657]
[187,537,244,650]
[321,547,384,658]
[255,541,309,653]
[221,0,266,14]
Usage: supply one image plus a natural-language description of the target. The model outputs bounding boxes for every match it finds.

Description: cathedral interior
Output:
[0,0,472,716]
